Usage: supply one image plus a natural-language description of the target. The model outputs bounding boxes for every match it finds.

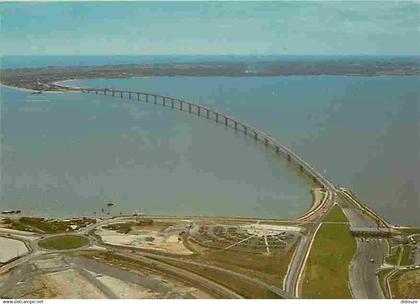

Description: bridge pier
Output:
[112,90,115,97]
[95,90,98,95]
[216,113,219,123]
[171,99,174,109]
[287,154,291,162]
[120,91,123,98]
[154,95,157,104]
[188,104,192,113]
[128,92,132,99]
[224,117,228,126]
[234,121,238,130]
[146,95,149,103]
[244,126,247,134]
[180,100,183,110]
[264,138,268,147]
[254,132,258,141]
[276,146,280,154]
[163,97,166,106]
[206,109,210,119]
[197,106,201,116]
[137,93,140,101]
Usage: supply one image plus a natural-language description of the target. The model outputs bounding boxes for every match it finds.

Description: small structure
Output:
[350,227,393,237]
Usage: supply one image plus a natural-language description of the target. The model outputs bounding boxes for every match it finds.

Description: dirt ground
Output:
[97,223,193,255]
[0,237,28,263]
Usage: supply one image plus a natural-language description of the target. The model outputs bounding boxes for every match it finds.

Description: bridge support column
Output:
[197,106,200,116]
[95,90,98,95]
[146,95,149,103]
[120,91,123,98]
[171,99,174,109]
[180,101,183,110]
[225,117,228,126]
[234,121,238,130]
[163,97,166,106]
[287,154,291,162]
[154,95,157,104]
[264,138,268,147]
[189,104,192,113]
[216,113,219,123]
[112,90,115,97]
[206,109,210,119]
[128,92,132,99]
[276,146,280,154]
[300,164,304,171]
[104,89,107,96]
[254,132,258,141]
[137,93,140,101]
[244,126,247,134]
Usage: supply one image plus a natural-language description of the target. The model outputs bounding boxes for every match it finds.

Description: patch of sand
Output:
[33,256,67,269]
[97,275,159,298]
[97,227,192,255]
[41,269,106,298]
[0,237,28,263]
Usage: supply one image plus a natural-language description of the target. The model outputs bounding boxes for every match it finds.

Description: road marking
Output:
[295,222,322,297]
[264,235,270,254]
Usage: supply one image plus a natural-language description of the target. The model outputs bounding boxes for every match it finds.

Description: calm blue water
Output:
[65,76,420,226]
[1,72,419,225]
[0,85,314,219]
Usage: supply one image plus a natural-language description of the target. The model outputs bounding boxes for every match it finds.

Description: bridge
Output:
[58,85,336,219]
[80,88,335,189]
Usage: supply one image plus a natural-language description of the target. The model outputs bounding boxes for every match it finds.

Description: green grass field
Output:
[400,245,415,266]
[385,246,402,265]
[389,269,420,299]
[301,205,356,299]
[38,235,89,250]
[378,269,393,298]
[5,217,95,234]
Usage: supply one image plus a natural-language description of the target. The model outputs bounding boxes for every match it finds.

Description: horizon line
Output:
[2,54,420,57]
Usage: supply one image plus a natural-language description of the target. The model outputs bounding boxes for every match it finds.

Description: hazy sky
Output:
[1,1,419,55]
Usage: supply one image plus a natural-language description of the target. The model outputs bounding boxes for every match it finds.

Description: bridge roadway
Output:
[66,86,336,195]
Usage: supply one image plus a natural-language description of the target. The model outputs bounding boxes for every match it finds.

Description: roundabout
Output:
[38,235,90,250]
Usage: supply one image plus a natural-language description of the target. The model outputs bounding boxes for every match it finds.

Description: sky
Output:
[0,1,419,56]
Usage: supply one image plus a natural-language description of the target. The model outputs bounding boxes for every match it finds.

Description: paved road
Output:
[284,189,334,297]
[349,238,387,299]
[118,248,292,298]
[283,226,313,295]
[337,190,387,299]
[70,259,119,299]
[69,256,188,298]
[111,250,242,299]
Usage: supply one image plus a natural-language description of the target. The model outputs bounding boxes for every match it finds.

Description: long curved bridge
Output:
[59,84,336,219]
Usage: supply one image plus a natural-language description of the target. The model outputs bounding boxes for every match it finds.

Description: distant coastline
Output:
[1,56,419,92]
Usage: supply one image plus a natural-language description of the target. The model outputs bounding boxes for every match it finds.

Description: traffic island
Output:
[38,235,90,250]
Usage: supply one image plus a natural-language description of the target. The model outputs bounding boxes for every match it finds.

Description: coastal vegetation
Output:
[1,57,419,92]
[388,269,420,299]
[187,240,298,288]
[301,205,356,298]
[377,269,393,298]
[149,256,283,299]
[400,245,415,266]
[38,235,89,250]
[3,217,96,234]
